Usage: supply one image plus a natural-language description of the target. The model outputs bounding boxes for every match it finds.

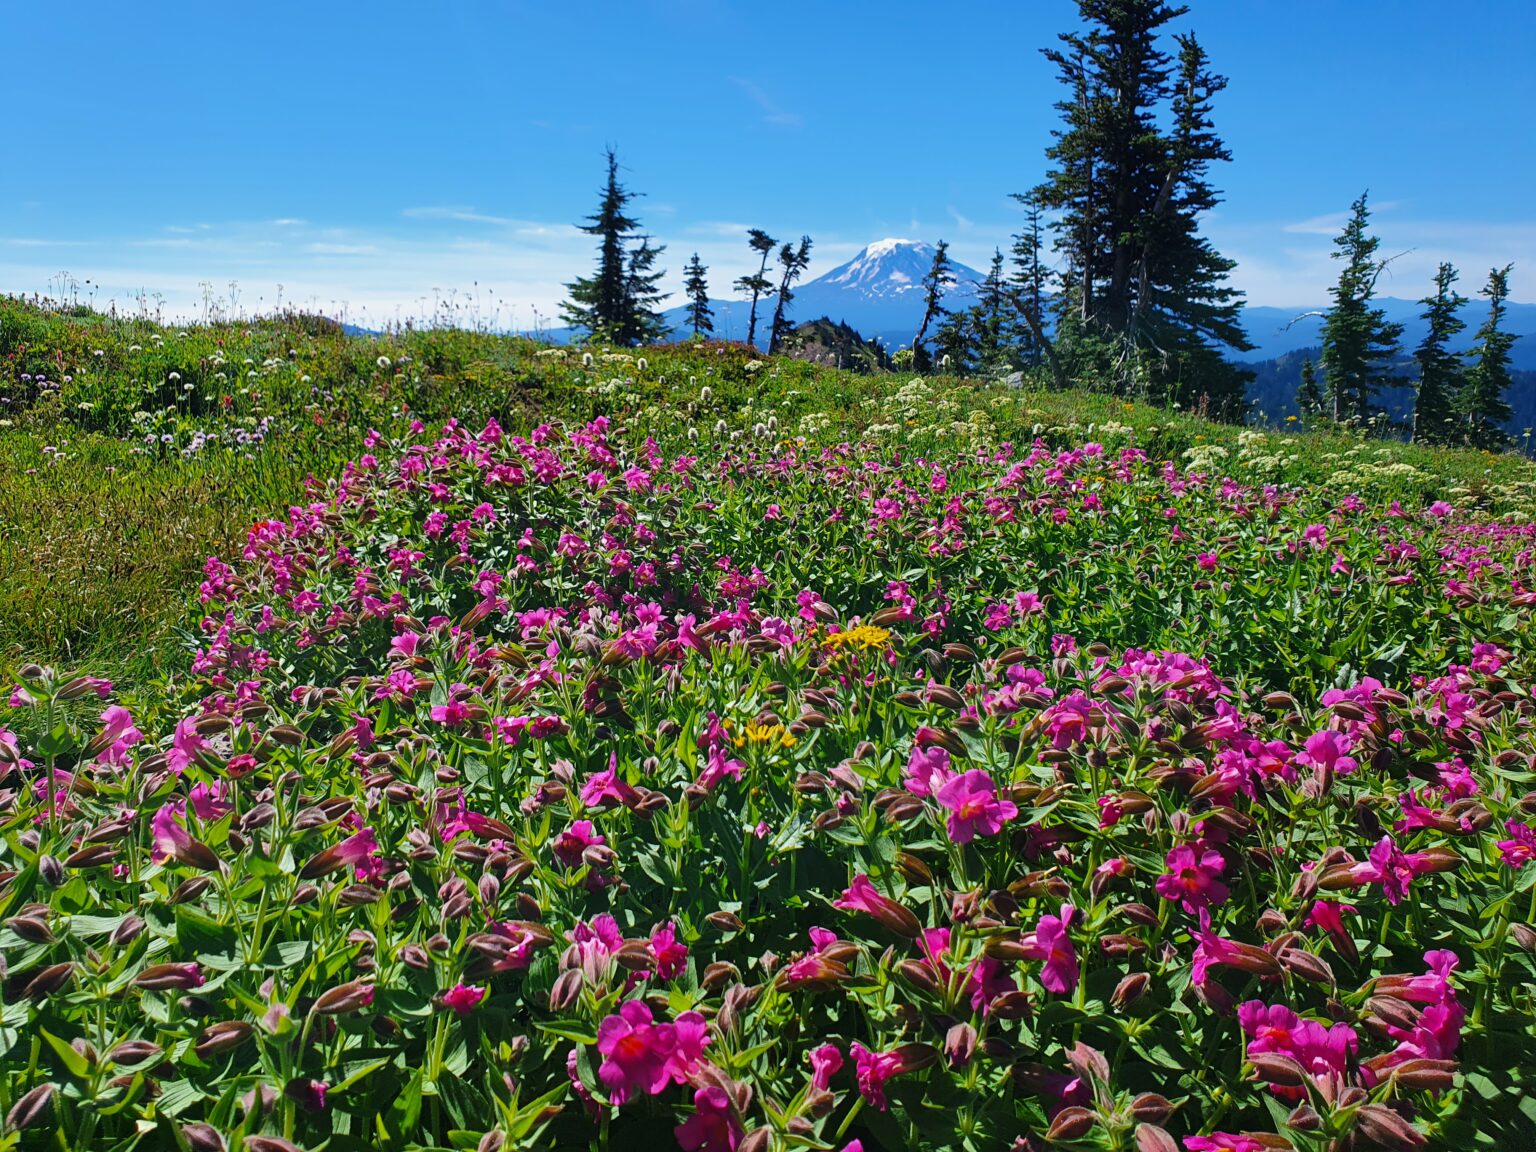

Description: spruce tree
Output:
[1460,264,1516,448]
[972,251,1018,375]
[1296,357,1325,419]
[912,240,954,372]
[683,253,713,339]
[735,230,778,349]
[1318,192,1403,424]
[1410,262,1465,445]
[561,149,668,346]
[768,236,813,355]
[1028,2,1248,403]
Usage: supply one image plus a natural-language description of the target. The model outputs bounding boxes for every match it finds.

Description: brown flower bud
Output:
[1134,1124,1180,1152]
[1045,1105,1097,1142]
[1248,1052,1309,1087]
[6,915,53,944]
[945,1022,977,1068]
[107,1040,162,1066]
[194,1021,253,1060]
[706,910,745,933]
[1130,1093,1174,1124]
[5,1083,55,1131]
[25,962,76,998]
[182,1123,226,1152]
[1112,972,1151,1009]
[1353,1104,1427,1150]
[312,980,374,1015]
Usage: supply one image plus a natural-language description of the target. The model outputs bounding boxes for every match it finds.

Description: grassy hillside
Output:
[5,292,1536,696]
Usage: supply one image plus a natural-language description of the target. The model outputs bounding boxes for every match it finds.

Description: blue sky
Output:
[3,0,1533,327]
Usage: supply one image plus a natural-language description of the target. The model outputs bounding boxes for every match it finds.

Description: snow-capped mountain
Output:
[659,239,985,349]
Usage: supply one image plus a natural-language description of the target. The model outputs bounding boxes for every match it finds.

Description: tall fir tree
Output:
[768,237,813,355]
[1409,262,1465,445]
[911,240,955,371]
[561,149,668,346]
[735,230,778,349]
[1318,192,1403,424]
[1296,357,1325,418]
[683,253,713,338]
[1028,2,1249,405]
[1459,264,1517,448]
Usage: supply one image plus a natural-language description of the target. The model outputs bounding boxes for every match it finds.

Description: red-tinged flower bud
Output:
[1286,1104,1323,1130]
[181,1123,226,1152]
[1129,1094,1173,1124]
[1099,933,1147,957]
[1195,980,1236,1015]
[1365,995,1421,1031]
[399,944,430,971]
[925,684,966,712]
[240,1083,278,1121]
[706,910,745,933]
[1045,1105,1097,1142]
[701,962,740,991]
[736,1128,771,1152]
[1112,972,1151,1009]
[133,962,205,991]
[194,1021,253,1060]
[547,969,583,1012]
[1248,1052,1309,1087]
[292,883,320,906]
[944,642,979,662]
[812,810,844,832]
[1352,1103,1428,1150]
[1510,923,1536,953]
[945,1022,978,1068]
[1384,1057,1458,1092]
[25,963,75,999]
[170,876,214,904]
[107,1040,162,1066]
[1281,948,1335,986]
[989,990,1033,1020]
[37,855,63,887]
[312,980,375,1015]
[889,1042,937,1075]
[1116,902,1160,928]
[1134,1123,1179,1152]
[5,1083,55,1131]
[984,936,1031,963]
[1256,908,1288,936]
[7,915,53,944]
[1066,1041,1110,1087]
[897,959,941,995]
[244,1136,304,1152]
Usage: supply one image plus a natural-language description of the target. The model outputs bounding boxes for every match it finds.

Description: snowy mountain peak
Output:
[817,239,947,297]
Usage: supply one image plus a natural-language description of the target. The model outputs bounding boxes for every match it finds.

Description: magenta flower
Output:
[1298,729,1358,778]
[581,761,640,809]
[430,699,470,727]
[1185,1136,1269,1152]
[809,1043,843,1092]
[675,1085,743,1152]
[1304,899,1356,937]
[833,874,920,936]
[935,769,1018,845]
[1238,999,1358,1099]
[1155,844,1230,915]
[1498,820,1536,868]
[850,1042,903,1111]
[903,743,955,798]
[552,820,605,868]
[188,780,231,822]
[1019,904,1079,994]
[150,801,192,865]
[967,956,1016,1013]
[442,983,485,1015]
[166,716,209,775]
[595,1000,676,1105]
[1347,835,1432,905]
[97,704,143,766]
[648,922,689,979]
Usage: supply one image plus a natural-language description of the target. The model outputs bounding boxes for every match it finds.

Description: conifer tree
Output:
[1318,192,1403,424]
[735,230,778,349]
[561,149,668,346]
[768,236,813,355]
[1410,262,1465,445]
[1028,2,1248,403]
[1296,357,1325,419]
[911,240,954,372]
[972,250,1017,373]
[1460,264,1517,448]
[683,253,713,338]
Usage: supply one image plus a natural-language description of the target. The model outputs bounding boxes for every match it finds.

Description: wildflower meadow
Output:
[3,301,1536,1150]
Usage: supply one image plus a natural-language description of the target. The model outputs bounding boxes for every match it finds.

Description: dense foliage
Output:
[4,384,1536,1149]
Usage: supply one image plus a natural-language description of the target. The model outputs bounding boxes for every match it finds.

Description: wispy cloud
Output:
[730,78,801,127]
[402,206,517,227]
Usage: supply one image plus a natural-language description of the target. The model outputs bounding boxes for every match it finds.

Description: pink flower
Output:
[150,801,192,865]
[442,983,485,1015]
[1190,909,1247,987]
[833,874,918,936]
[166,716,208,775]
[1238,999,1358,1098]
[1298,729,1358,777]
[809,1043,843,1092]
[675,1085,743,1152]
[1019,904,1079,994]
[967,956,1017,1013]
[97,704,142,765]
[1185,1136,1269,1152]
[335,826,379,865]
[1155,844,1229,915]
[935,769,1018,845]
[1196,552,1219,571]
[581,760,640,809]
[595,1000,676,1105]
[1498,820,1536,868]
[553,819,605,868]
[850,1042,903,1111]
[649,922,689,980]
[1042,691,1095,749]
[188,780,231,822]
[903,744,955,798]
[1347,835,1434,905]
[430,699,470,727]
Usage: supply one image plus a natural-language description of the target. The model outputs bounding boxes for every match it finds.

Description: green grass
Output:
[5,292,1536,697]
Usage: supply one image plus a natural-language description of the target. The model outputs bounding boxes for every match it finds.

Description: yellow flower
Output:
[732,720,797,748]
[822,625,892,653]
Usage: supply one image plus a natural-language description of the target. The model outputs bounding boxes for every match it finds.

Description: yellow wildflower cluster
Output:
[822,625,892,653]
[732,721,797,749]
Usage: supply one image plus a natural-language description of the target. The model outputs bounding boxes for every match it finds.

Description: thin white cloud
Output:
[402,206,518,227]
[730,78,802,127]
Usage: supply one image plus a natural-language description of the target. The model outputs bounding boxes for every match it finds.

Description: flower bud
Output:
[25,963,76,998]
[1248,1052,1309,1087]
[1045,1105,1097,1142]
[181,1122,226,1152]
[5,1083,55,1131]
[195,1021,254,1060]
[1353,1104,1428,1150]
[1130,1093,1173,1124]
[1134,1124,1179,1152]
[945,1022,978,1068]
[108,1040,162,1066]
[1286,1104,1323,1131]
[548,969,583,1012]
[312,980,374,1015]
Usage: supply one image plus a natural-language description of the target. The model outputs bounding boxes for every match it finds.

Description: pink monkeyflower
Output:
[1304,900,1356,948]
[1238,999,1358,1099]
[552,819,605,868]
[903,743,955,798]
[188,780,231,822]
[430,699,470,727]
[850,1042,903,1111]
[596,1000,677,1105]
[1042,692,1095,749]
[485,921,547,972]
[1347,835,1434,905]
[1190,909,1248,987]
[1298,730,1358,778]
[581,759,641,809]
[1498,820,1536,869]
[150,802,192,866]
[335,826,380,865]
[98,704,143,765]
[390,631,421,659]
[675,1085,743,1152]
[1196,552,1220,572]
[967,956,1017,1013]
[1155,844,1230,915]
[833,874,918,935]
[166,716,209,775]
[809,1043,843,1092]
[442,983,485,1015]
[1019,904,1079,995]
[1185,1136,1270,1152]
[649,922,689,980]
[935,769,1018,845]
